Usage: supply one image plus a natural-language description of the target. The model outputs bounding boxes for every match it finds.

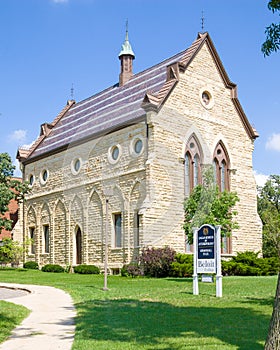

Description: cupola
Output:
[118,23,135,86]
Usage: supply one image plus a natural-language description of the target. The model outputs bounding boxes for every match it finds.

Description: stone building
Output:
[17,31,262,271]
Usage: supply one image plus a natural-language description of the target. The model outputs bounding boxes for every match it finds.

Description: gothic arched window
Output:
[184,136,202,196]
[213,142,230,192]
[213,141,231,254]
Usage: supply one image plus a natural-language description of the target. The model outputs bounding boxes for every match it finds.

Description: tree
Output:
[0,152,29,233]
[262,0,280,56]
[0,238,33,267]
[258,175,280,349]
[183,167,239,244]
[258,175,280,258]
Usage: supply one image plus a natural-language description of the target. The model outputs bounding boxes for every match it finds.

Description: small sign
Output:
[197,225,216,273]
[201,274,214,283]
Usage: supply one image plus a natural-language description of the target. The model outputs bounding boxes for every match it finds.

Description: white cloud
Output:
[265,133,280,152]
[254,171,269,187]
[8,129,27,144]
[20,140,35,150]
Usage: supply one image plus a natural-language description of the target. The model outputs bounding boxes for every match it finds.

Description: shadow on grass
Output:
[242,296,274,307]
[74,298,269,349]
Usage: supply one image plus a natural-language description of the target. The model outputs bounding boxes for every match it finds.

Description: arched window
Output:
[213,142,230,192]
[184,136,202,196]
[213,141,231,254]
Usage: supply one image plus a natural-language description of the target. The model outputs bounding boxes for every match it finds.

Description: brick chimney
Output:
[119,24,135,86]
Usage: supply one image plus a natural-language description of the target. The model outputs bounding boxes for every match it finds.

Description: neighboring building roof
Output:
[18,32,258,163]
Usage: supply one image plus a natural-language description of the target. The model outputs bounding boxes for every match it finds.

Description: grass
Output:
[0,300,30,343]
[0,269,277,349]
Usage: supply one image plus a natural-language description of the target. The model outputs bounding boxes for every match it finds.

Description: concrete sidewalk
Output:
[0,283,76,350]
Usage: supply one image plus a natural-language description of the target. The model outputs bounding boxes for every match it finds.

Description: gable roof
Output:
[18,32,258,163]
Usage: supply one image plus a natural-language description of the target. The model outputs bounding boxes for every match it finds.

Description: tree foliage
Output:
[183,167,239,244]
[0,153,29,232]
[262,0,280,56]
[0,238,31,266]
[258,175,280,349]
[258,175,280,258]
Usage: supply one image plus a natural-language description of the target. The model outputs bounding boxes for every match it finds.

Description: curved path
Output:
[0,283,76,350]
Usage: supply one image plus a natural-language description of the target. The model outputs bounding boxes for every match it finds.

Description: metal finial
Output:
[125,19,129,40]
[71,83,74,100]
[201,11,205,32]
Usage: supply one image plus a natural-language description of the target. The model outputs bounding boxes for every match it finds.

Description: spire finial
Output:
[125,19,129,41]
[201,11,205,32]
[118,20,135,58]
[70,83,74,100]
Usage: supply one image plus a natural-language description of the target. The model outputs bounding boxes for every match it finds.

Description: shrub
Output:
[73,264,100,274]
[41,264,65,273]
[121,262,144,277]
[139,246,176,278]
[170,253,193,277]
[23,261,39,270]
[222,251,280,276]
[232,251,259,266]
[264,257,280,275]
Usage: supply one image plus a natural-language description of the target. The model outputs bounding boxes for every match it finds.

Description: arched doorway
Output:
[74,227,82,265]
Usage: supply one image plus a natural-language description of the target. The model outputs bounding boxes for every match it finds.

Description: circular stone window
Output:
[112,146,119,160]
[40,169,49,184]
[199,87,214,109]
[130,137,144,157]
[29,174,34,186]
[108,144,122,164]
[202,91,210,105]
[71,158,82,175]
[134,139,143,154]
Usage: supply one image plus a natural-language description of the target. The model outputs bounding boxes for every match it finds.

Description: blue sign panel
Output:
[197,225,216,273]
[198,225,215,259]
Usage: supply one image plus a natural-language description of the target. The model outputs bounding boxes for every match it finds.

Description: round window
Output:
[74,158,81,172]
[40,169,49,184]
[202,91,211,105]
[199,87,214,109]
[134,139,143,154]
[29,174,34,186]
[42,170,48,182]
[112,146,119,160]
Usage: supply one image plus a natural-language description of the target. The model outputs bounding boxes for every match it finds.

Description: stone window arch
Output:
[213,141,232,254]
[213,141,230,192]
[185,135,203,195]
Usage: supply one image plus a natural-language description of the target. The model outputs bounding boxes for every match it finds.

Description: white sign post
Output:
[193,224,222,297]
[215,225,222,297]
[192,227,199,295]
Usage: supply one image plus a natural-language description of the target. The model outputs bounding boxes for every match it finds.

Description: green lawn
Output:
[0,269,277,349]
[0,300,30,343]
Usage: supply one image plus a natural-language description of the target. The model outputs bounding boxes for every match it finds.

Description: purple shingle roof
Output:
[18,32,258,163]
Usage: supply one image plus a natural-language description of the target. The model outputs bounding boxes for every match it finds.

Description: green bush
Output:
[232,251,259,265]
[41,264,65,273]
[222,251,280,276]
[170,253,193,277]
[23,261,39,270]
[73,264,100,274]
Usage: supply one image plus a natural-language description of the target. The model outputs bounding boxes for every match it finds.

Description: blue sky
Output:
[0,0,279,185]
